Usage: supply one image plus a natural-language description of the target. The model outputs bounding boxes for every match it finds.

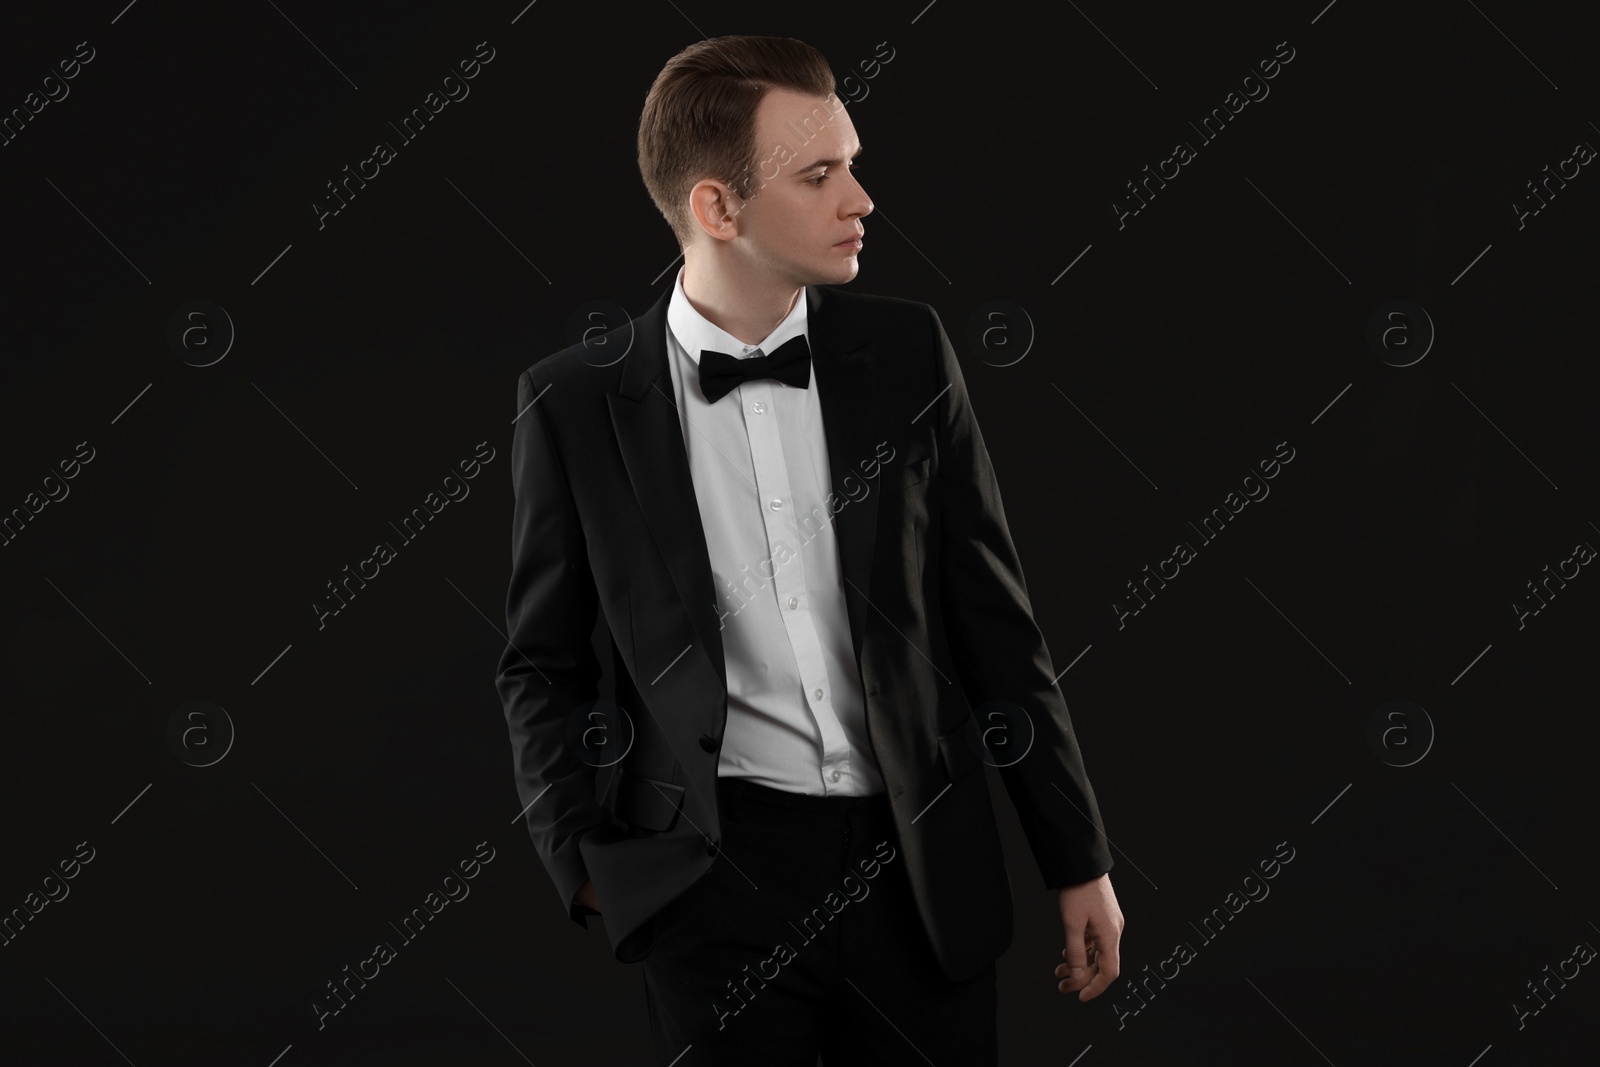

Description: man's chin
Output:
[789,254,861,287]
[821,257,861,284]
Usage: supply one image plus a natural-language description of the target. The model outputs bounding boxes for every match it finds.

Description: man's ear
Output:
[688,177,745,242]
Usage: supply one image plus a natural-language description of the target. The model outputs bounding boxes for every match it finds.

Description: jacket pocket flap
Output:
[938,715,982,784]
[615,772,686,833]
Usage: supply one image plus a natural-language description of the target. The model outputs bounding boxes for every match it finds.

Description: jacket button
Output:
[699,733,717,752]
[706,839,719,856]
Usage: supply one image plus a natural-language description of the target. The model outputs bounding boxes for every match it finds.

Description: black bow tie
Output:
[697,333,812,404]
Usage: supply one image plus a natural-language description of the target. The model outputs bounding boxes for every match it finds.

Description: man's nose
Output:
[845,177,872,218]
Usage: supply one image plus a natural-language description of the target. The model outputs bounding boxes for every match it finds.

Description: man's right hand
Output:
[575,879,601,913]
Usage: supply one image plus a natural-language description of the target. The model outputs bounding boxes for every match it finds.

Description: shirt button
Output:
[770,498,783,511]
[831,770,842,783]
[788,596,798,609]
[813,688,823,700]
[753,401,766,413]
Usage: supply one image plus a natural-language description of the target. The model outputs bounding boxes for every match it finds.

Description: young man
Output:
[496,34,1123,1066]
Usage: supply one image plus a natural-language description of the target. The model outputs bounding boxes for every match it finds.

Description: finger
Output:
[1056,940,1097,978]
[1056,954,1093,993]
[1054,943,1096,975]
[1057,971,1093,994]
[1077,936,1121,1002]
[1060,916,1089,977]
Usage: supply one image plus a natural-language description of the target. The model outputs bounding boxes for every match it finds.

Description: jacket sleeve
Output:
[925,303,1115,890]
[495,367,609,926]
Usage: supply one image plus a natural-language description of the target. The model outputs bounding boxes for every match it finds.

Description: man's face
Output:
[723,88,872,285]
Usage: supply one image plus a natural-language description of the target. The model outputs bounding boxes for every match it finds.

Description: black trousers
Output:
[641,776,998,1066]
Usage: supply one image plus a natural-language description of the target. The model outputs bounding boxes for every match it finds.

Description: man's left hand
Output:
[1053,873,1123,1001]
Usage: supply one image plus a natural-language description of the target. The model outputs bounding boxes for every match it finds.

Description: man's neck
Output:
[681,254,803,347]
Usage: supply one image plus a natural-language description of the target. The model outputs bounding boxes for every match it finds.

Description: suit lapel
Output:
[809,285,882,674]
[607,281,882,690]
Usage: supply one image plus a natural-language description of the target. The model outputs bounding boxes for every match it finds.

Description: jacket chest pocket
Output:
[896,457,931,489]
[885,456,933,533]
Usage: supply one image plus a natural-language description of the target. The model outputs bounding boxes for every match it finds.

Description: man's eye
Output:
[807,164,858,186]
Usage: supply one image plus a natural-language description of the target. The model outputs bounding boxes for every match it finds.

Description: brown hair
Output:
[638,36,836,250]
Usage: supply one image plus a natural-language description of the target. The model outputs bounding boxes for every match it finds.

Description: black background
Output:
[2,1,1596,1064]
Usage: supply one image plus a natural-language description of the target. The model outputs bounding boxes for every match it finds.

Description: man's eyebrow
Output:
[795,145,864,173]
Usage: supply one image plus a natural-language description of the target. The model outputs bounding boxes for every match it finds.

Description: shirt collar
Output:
[667,265,808,366]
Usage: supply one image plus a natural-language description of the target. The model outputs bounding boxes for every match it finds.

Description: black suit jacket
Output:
[495,280,1113,983]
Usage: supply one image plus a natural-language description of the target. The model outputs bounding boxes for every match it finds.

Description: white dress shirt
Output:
[663,266,885,797]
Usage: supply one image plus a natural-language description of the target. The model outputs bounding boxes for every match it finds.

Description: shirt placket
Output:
[739,369,855,795]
